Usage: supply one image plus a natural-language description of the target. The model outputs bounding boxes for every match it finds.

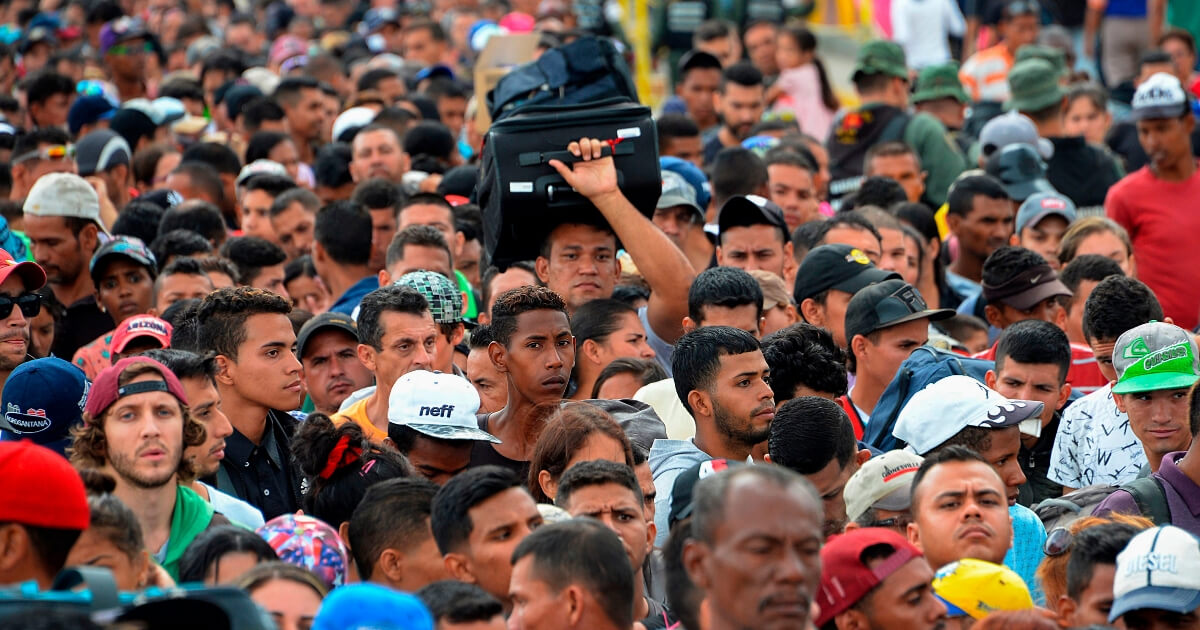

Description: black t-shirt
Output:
[469,414,531,478]
[1045,136,1123,211]
[640,597,676,630]
[1018,413,1062,508]
[52,295,114,360]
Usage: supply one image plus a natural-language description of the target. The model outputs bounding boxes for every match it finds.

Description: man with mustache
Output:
[0,254,47,392]
[349,125,409,184]
[701,62,767,166]
[68,357,226,580]
[147,348,266,528]
[816,528,948,630]
[684,464,823,630]
[296,313,374,416]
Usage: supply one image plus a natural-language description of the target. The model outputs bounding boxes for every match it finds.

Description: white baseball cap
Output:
[387,370,500,443]
[1132,73,1190,121]
[1111,525,1200,622]
[843,450,924,523]
[23,173,110,235]
[893,375,1044,455]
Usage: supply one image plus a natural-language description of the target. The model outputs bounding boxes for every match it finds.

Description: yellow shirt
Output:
[332,397,388,443]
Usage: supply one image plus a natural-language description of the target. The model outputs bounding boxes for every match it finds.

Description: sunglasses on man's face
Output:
[12,144,74,165]
[0,293,41,319]
[108,41,154,56]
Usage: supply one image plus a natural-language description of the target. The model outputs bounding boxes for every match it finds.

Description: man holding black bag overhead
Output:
[538,138,697,372]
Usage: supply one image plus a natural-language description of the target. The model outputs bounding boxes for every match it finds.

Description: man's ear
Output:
[855,448,871,466]
[1056,594,1078,627]
[443,552,475,584]
[907,519,922,550]
[799,298,823,327]
[681,316,697,333]
[984,304,1005,330]
[1057,382,1072,411]
[534,256,552,284]
[564,585,586,626]
[488,340,509,374]
[945,213,961,235]
[985,369,998,389]
[378,269,391,287]
[378,548,407,584]
[313,240,328,265]
[688,390,713,420]
[715,246,725,266]
[213,354,235,386]
[78,223,100,255]
[1113,392,1127,414]
[682,539,712,591]
[357,343,377,374]
[850,334,869,365]
[835,609,872,630]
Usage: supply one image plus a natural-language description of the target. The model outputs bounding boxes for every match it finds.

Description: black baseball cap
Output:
[679,50,722,75]
[844,279,955,343]
[718,195,790,243]
[669,458,745,528]
[794,244,900,302]
[296,312,358,359]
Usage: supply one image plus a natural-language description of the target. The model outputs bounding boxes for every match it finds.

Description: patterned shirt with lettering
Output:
[1047,383,1147,489]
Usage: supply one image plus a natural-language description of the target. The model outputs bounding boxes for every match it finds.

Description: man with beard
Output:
[146,348,266,528]
[23,173,112,359]
[294,313,374,416]
[650,326,773,545]
[684,464,823,630]
[0,254,47,391]
[68,357,225,580]
[702,62,767,166]
[350,125,409,184]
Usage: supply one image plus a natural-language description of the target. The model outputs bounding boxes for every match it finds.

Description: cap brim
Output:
[1113,372,1200,395]
[657,194,704,218]
[934,594,970,618]
[0,260,47,292]
[1131,104,1190,121]
[406,423,502,443]
[112,331,169,354]
[1019,209,1074,234]
[1005,178,1057,201]
[872,484,915,512]
[832,267,902,296]
[1110,587,1200,623]
[998,279,1073,311]
[970,398,1045,430]
[878,307,958,330]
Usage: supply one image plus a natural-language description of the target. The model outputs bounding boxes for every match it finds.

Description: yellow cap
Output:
[932,558,1034,619]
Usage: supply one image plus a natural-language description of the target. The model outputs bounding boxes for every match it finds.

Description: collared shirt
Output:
[329,275,380,316]
[1096,451,1200,536]
[217,409,302,520]
[1048,383,1147,489]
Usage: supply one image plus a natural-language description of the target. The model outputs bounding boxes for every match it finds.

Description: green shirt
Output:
[1169,0,1200,41]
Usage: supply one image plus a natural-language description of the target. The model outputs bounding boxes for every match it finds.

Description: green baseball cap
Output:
[1014,45,1067,78]
[912,62,969,104]
[1006,58,1065,113]
[854,40,908,81]
[1112,322,1200,394]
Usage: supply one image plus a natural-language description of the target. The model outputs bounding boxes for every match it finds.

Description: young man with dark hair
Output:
[423,77,468,139]
[761,322,848,402]
[351,178,404,272]
[314,200,377,315]
[1058,254,1124,346]
[417,580,505,630]
[431,465,544,612]
[944,174,1014,300]
[25,71,74,131]
[768,396,870,536]
[402,18,450,68]
[709,147,769,213]
[196,287,305,518]
[269,187,320,261]
[808,213,885,265]
[333,284,435,442]
[347,477,448,592]
[385,225,456,283]
[508,519,636,630]
[864,141,926,204]
[702,62,766,165]
[985,320,1073,506]
[555,460,666,626]
[714,195,794,283]
[9,127,76,200]
[238,174,295,244]
[478,263,537,326]
[672,50,722,132]
[397,193,480,318]
[294,312,373,416]
[273,77,328,165]
[764,149,821,230]
[656,114,703,167]
[219,236,290,300]
[153,257,215,314]
[683,464,823,630]
[158,200,228,249]
[0,441,89,588]
[1056,521,1144,627]
[166,162,234,227]
[314,143,356,203]
[651,326,770,545]
[350,125,409,184]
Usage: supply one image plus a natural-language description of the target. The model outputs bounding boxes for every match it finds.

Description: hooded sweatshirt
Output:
[649,438,711,547]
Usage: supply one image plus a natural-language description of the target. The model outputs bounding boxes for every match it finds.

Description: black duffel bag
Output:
[477,98,660,269]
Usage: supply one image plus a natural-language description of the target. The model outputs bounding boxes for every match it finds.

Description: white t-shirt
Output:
[1047,383,1147,489]
[891,0,966,69]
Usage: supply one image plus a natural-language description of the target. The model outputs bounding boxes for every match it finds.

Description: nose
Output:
[328,355,346,377]
[546,347,565,370]
[213,409,233,440]
[411,345,432,371]
[774,545,811,586]
[6,305,26,327]
[640,342,656,359]
[285,349,302,375]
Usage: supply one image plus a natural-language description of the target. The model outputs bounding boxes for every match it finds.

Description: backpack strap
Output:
[879,111,912,144]
[1124,476,1172,525]
[836,395,864,440]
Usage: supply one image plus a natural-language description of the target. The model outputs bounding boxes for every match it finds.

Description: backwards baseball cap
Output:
[1110,525,1200,622]
[296,312,358,360]
[99,16,150,56]
[843,450,924,523]
[894,374,1044,454]
[0,358,89,456]
[85,357,189,420]
[1132,72,1190,121]
[1113,322,1200,394]
[844,279,954,344]
[68,94,117,136]
[854,40,908,81]
[979,111,1054,160]
[312,583,434,630]
[0,440,89,530]
[394,271,463,325]
[816,528,923,627]
[658,170,704,220]
[89,236,157,287]
[795,245,900,303]
[985,143,1056,202]
[387,370,499,443]
[982,262,1072,311]
[111,316,173,354]
[748,269,791,312]
[933,558,1034,619]
[669,458,744,527]
[75,129,132,177]
[24,173,111,236]
[1016,191,1077,234]
[0,248,46,291]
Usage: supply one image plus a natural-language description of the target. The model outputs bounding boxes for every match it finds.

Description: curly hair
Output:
[69,361,206,482]
[490,285,568,347]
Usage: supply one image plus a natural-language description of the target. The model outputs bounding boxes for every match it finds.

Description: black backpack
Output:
[486,36,638,123]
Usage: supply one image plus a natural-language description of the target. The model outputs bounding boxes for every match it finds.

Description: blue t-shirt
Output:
[1106,0,1147,18]
[329,276,380,316]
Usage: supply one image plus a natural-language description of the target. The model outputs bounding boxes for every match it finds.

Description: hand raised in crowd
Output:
[549,137,620,201]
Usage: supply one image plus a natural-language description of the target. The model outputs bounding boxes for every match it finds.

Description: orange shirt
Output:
[960,44,1015,102]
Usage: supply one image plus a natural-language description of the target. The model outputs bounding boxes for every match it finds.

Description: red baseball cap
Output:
[111,315,173,354]
[816,528,924,627]
[0,249,46,292]
[0,440,89,530]
[85,357,189,420]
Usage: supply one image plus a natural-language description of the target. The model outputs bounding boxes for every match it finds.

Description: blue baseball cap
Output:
[660,156,711,210]
[0,358,90,456]
[312,583,434,630]
[68,94,117,136]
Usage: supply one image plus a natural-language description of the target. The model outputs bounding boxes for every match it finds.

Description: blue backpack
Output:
[862,347,996,451]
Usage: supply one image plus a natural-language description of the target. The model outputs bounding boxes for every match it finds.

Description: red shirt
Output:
[973,341,1108,396]
[1107,165,1200,331]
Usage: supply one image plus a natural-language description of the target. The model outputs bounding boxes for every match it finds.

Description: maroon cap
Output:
[0,248,46,292]
[816,528,923,626]
[84,356,189,420]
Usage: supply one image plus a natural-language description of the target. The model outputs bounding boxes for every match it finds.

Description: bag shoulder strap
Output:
[1124,476,1172,525]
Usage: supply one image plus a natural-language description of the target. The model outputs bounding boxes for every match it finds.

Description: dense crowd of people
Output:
[2,0,1200,628]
